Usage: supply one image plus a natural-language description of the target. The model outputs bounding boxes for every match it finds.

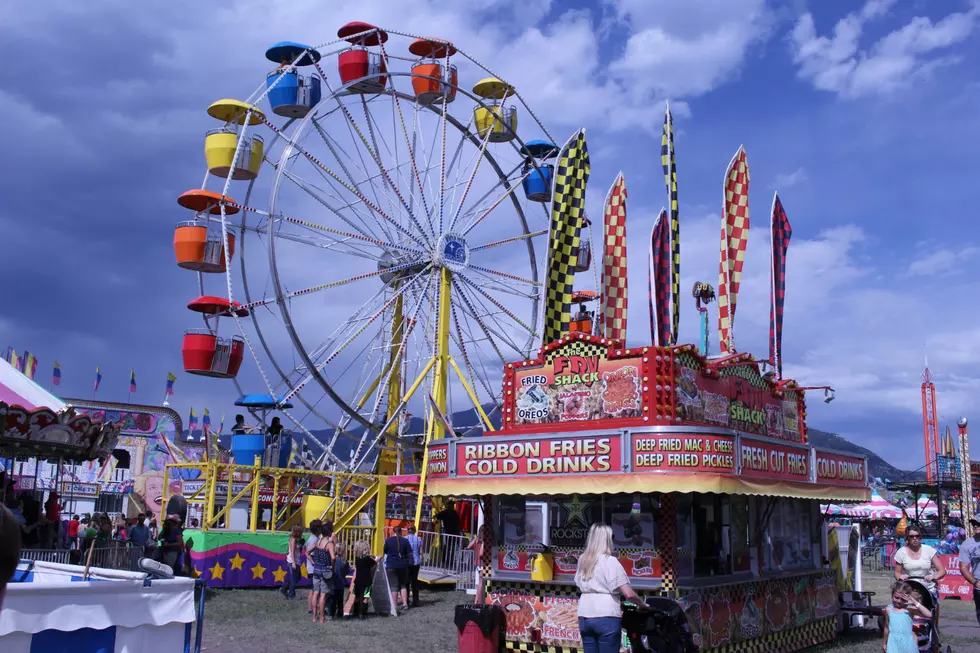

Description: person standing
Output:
[882,582,931,653]
[67,514,80,550]
[435,500,461,567]
[305,520,322,616]
[329,542,351,620]
[43,491,62,549]
[350,539,378,619]
[128,513,151,551]
[405,525,422,607]
[574,524,649,653]
[958,516,980,626]
[159,515,184,574]
[383,525,412,612]
[282,525,304,600]
[893,524,945,614]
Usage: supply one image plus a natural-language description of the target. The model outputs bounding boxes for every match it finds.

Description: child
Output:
[329,543,352,620]
[882,581,932,653]
[350,539,378,619]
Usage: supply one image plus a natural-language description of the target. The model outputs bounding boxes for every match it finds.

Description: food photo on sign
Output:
[611,512,654,548]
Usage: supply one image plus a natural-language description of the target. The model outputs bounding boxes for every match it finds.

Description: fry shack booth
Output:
[426,335,870,653]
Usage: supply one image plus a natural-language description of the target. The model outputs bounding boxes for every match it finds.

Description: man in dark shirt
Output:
[382,526,412,612]
[128,513,151,550]
[232,414,248,435]
[435,500,462,567]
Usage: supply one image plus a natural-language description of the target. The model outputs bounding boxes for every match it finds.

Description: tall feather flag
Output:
[202,408,211,434]
[601,173,629,343]
[2,347,14,366]
[165,372,176,397]
[129,369,137,393]
[543,128,591,344]
[23,352,37,380]
[661,104,680,344]
[15,352,26,374]
[188,408,198,441]
[717,146,750,353]
[648,209,672,346]
[768,192,792,378]
[52,361,61,386]
[94,366,102,393]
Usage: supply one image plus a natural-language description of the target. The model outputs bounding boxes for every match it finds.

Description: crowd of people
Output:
[286,519,427,623]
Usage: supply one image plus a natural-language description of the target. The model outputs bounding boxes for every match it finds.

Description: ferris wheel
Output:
[174,22,575,474]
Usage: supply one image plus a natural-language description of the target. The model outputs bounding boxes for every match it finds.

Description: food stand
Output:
[426,334,870,652]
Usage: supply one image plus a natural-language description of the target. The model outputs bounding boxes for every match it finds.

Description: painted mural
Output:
[70,400,203,521]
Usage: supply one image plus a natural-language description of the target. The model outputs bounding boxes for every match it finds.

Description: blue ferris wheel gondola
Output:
[265,41,322,119]
[521,139,558,203]
[234,394,295,409]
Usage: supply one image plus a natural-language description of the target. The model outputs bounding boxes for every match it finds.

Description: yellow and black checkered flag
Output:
[661,103,680,345]
[543,129,591,345]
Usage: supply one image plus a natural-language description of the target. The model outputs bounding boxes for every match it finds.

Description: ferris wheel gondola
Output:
[173,23,579,475]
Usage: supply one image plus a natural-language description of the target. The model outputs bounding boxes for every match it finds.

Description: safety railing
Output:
[20,545,145,572]
[861,544,897,573]
[381,527,473,584]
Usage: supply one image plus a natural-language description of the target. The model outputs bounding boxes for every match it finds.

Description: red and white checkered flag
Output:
[602,173,628,343]
[718,146,750,353]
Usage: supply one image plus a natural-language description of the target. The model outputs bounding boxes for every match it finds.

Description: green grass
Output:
[200,575,980,653]
[201,587,469,653]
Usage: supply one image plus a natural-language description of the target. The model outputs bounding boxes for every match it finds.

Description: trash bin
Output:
[455,604,503,653]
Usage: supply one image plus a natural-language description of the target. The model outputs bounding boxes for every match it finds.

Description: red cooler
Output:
[455,605,502,653]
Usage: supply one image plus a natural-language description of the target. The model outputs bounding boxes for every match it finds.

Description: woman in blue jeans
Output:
[575,523,649,653]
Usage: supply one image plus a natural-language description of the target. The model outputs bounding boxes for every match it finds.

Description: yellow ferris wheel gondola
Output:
[204,100,265,180]
[472,77,517,143]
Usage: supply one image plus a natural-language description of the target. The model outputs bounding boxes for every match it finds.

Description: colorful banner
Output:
[769,192,792,378]
[648,209,672,346]
[661,104,680,344]
[188,529,309,589]
[180,480,304,506]
[601,173,628,343]
[938,554,974,601]
[456,435,622,477]
[739,437,810,482]
[512,340,645,427]
[426,443,449,478]
[543,129,590,344]
[814,451,867,487]
[674,358,802,440]
[632,433,735,473]
[718,146,750,353]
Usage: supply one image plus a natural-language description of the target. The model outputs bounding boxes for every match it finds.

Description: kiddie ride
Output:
[169,22,562,588]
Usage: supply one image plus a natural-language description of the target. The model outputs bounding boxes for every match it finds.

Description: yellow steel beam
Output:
[431,267,452,441]
[249,455,262,533]
[270,473,280,532]
[449,356,495,431]
[209,473,259,529]
[332,480,380,532]
[371,476,389,556]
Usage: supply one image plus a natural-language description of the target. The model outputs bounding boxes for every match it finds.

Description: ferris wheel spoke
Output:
[459,166,534,237]
[449,302,499,408]
[387,80,433,238]
[446,118,496,233]
[249,222,380,261]
[451,284,514,361]
[472,229,548,251]
[267,116,428,250]
[467,265,542,289]
[455,272,537,337]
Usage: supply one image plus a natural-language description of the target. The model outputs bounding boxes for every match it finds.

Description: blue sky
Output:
[2,0,978,470]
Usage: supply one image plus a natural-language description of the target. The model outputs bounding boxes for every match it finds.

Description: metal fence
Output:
[862,544,898,573]
[20,545,145,572]
[379,527,473,587]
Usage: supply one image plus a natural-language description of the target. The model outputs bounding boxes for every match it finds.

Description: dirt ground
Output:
[199,576,980,653]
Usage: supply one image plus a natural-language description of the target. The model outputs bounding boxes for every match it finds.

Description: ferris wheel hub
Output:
[433,232,470,272]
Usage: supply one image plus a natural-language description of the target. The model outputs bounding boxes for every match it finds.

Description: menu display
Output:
[632,434,735,473]
[426,444,449,478]
[456,435,622,477]
[814,451,866,487]
[738,438,810,481]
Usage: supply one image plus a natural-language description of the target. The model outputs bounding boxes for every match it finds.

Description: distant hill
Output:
[807,428,922,483]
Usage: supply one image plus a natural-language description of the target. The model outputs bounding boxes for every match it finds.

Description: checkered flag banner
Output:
[648,208,672,346]
[602,173,628,343]
[717,146,750,353]
[769,192,792,378]
[661,104,680,344]
[543,128,591,345]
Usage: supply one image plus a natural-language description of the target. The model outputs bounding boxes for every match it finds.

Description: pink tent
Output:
[853,491,903,520]
[913,495,939,518]
[0,357,66,411]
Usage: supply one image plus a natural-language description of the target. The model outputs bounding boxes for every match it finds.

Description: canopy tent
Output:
[0,358,118,462]
[852,490,903,520]
[913,494,939,517]
[821,502,870,519]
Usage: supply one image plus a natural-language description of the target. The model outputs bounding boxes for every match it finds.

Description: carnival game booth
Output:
[1,561,199,653]
[426,335,870,653]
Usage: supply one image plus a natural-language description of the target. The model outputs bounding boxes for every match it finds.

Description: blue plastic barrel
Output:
[522,164,553,202]
[232,434,265,466]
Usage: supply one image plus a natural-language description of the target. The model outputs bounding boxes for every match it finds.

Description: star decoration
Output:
[229,553,246,570]
[272,566,288,583]
[300,565,309,578]
[561,494,591,527]
[209,561,225,581]
[251,562,266,580]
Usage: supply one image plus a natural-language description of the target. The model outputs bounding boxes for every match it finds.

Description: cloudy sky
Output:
[2,0,978,470]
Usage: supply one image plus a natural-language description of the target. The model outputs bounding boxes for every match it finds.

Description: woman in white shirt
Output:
[893,524,945,612]
[575,523,648,653]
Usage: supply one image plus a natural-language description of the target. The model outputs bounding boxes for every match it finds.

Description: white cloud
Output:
[773,167,807,188]
[906,245,979,277]
[610,0,773,98]
[789,0,979,98]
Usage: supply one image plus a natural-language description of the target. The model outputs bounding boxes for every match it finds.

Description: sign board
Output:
[938,554,974,601]
[814,451,867,487]
[426,444,449,478]
[632,433,735,473]
[456,435,622,478]
[738,437,810,481]
[509,341,648,427]
[181,480,304,506]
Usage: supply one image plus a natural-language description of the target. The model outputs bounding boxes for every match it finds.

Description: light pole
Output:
[959,417,973,525]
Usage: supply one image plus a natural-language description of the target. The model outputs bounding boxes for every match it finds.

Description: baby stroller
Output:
[622,597,699,653]
[904,579,943,653]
